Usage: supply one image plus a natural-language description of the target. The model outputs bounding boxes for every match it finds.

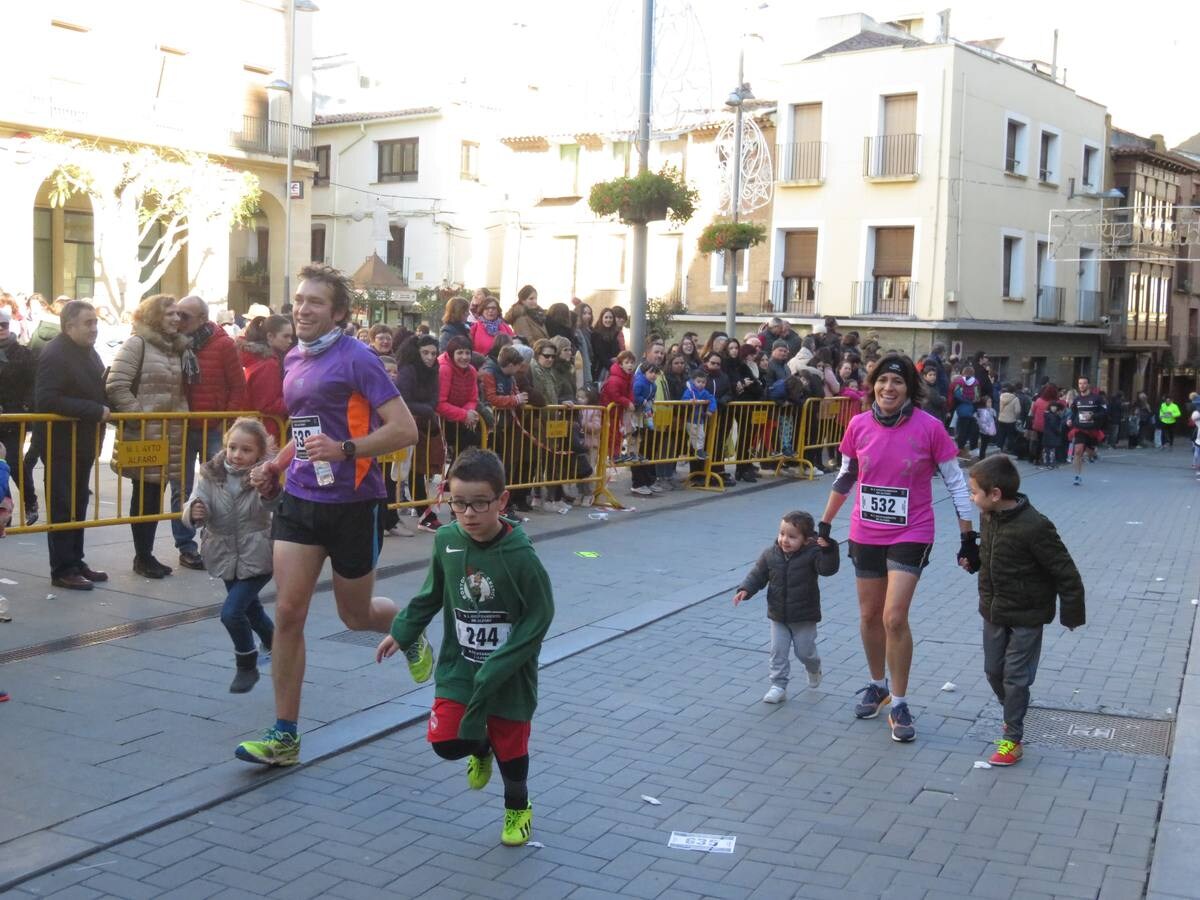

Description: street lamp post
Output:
[629,0,654,359]
[724,50,753,337]
[266,0,318,312]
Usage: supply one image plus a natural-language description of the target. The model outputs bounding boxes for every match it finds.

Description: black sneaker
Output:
[853,682,891,719]
[888,702,916,742]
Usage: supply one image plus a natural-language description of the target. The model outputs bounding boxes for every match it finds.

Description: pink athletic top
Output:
[838,408,959,545]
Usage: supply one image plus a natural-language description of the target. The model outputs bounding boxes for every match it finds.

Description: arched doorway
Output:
[33,179,95,301]
[227,188,284,314]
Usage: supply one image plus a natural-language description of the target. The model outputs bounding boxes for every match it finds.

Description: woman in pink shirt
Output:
[816,354,977,744]
[469,296,515,356]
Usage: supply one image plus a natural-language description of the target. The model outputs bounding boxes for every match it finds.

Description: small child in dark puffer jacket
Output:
[734,510,840,704]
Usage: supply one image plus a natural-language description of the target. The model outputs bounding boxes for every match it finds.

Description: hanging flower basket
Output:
[588,166,698,226]
[697,221,767,254]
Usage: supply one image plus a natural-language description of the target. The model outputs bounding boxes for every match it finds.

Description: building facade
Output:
[0,0,314,316]
[309,103,507,296]
[496,113,777,320]
[769,19,1109,388]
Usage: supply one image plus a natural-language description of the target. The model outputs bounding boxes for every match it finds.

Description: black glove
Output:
[817,521,831,541]
[957,530,981,574]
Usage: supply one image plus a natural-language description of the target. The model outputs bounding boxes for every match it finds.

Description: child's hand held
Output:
[375,635,399,663]
[190,499,208,524]
[733,590,748,605]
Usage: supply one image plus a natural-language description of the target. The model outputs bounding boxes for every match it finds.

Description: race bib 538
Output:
[290,415,322,461]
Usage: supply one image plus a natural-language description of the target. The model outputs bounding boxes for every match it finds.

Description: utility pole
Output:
[629,0,653,357]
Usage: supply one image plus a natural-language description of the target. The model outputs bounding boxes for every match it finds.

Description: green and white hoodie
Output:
[389,519,554,740]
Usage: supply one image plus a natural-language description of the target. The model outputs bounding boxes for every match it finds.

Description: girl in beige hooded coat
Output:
[183,418,278,693]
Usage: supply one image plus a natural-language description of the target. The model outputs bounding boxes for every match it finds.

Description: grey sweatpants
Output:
[982,621,1044,743]
[769,620,820,688]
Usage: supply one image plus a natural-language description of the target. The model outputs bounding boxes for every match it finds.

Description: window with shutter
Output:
[872,228,913,276]
[782,231,817,277]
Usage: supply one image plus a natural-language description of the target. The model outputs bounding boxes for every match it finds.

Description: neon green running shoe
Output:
[235,728,300,767]
[467,753,493,790]
[500,802,533,847]
[404,632,434,683]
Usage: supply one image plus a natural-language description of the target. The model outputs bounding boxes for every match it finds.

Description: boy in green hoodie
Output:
[376,448,554,846]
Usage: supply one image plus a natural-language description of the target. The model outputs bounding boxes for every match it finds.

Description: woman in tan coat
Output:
[106,294,192,578]
[504,284,549,345]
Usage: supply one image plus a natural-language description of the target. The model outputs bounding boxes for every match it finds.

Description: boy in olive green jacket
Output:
[377,448,554,847]
[964,454,1085,768]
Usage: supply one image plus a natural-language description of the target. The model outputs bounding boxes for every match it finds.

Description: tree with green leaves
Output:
[44,134,261,315]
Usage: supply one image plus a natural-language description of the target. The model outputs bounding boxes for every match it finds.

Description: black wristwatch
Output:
[340,440,357,459]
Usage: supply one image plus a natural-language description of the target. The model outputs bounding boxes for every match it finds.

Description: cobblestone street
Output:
[4,450,1199,899]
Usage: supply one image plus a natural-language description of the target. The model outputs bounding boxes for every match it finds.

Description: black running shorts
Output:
[271,493,382,579]
[847,540,934,580]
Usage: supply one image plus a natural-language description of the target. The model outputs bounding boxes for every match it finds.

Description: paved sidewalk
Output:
[0,468,813,885]
[5,448,1200,898]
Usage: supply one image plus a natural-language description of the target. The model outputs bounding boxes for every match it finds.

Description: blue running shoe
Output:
[888,702,916,742]
[853,682,891,719]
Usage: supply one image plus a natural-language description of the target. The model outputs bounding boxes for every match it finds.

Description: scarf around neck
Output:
[481,317,503,336]
[871,400,913,427]
[298,327,343,357]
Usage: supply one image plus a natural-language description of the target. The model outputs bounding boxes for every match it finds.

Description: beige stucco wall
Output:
[0,1,313,315]
[770,41,1107,327]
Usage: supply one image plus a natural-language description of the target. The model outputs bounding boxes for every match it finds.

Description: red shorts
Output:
[427,697,531,761]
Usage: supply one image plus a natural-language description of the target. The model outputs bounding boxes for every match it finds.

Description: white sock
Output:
[872,678,887,690]
[892,694,907,706]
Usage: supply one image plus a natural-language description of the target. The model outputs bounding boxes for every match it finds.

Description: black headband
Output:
[880,360,905,376]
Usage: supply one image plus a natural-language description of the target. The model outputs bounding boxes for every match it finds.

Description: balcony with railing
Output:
[229,115,314,162]
[776,142,826,184]
[760,278,820,316]
[853,277,915,316]
[1076,288,1102,325]
[863,134,920,180]
[1034,285,1064,323]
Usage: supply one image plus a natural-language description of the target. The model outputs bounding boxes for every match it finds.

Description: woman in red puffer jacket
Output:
[239,315,294,441]
[436,336,481,463]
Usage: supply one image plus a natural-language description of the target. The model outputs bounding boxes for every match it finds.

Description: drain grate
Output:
[1020,707,1173,756]
[322,629,389,648]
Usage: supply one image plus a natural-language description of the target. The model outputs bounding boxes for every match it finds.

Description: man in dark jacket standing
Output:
[34,301,110,590]
[173,295,248,569]
[0,307,40,524]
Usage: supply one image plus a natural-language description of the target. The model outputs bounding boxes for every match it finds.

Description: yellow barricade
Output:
[794,396,859,478]
[594,400,712,504]
[694,401,800,488]
[0,411,287,535]
[382,414,490,513]
[490,404,601,495]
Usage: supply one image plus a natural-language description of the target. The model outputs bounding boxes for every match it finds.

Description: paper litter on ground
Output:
[941,682,956,692]
[527,841,544,848]
[575,551,600,558]
[668,831,736,853]
[0,578,17,585]
[973,761,992,769]
[640,795,662,805]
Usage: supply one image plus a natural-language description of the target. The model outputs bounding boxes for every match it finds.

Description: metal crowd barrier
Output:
[0,396,862,532]
[794,396,859,477]
[380,414,490,512]
[692,396,860,488]
[0,411,288,535]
